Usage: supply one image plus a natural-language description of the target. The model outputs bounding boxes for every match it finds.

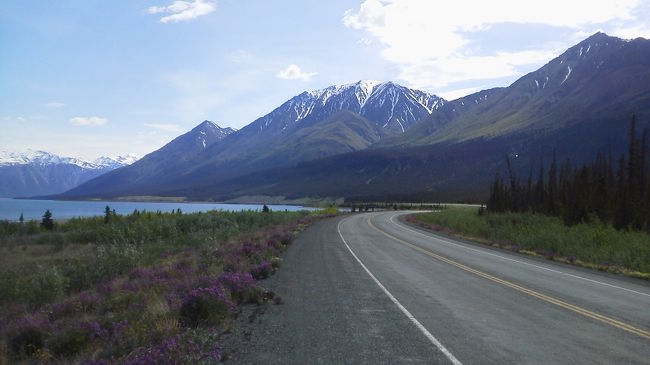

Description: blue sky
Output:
[2,0,650,160]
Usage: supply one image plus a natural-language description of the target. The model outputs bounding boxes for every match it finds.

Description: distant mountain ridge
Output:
[61,82,444,199]
[0,150,138,169]
[196,80,445,165]
[59,120,236,198]
[0,150,138,198]
[383,32,650,147]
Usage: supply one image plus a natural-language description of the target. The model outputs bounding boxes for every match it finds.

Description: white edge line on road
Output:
[337,218,463,365]
[388,213,650,298]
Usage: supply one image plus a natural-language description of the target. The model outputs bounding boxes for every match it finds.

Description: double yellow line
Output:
[367,217,650,341]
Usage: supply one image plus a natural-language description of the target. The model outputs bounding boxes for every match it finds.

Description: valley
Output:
[2,9,650,363]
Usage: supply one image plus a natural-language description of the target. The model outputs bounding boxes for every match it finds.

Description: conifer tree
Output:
[547,152,558,215]
[41,209,54,230]
[485,115,648,232]
[104,205,111,224]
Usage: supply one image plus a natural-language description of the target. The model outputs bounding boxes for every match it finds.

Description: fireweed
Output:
[0,210,326,363]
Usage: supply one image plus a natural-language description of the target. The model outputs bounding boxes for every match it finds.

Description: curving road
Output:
[226,212,650,364]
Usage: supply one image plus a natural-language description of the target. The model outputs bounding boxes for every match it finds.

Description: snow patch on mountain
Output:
[92,154,139,168]
[192,120,236,149]
[561,66,572,85]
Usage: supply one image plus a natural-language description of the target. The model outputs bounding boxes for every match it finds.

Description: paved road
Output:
[226,212,650,364]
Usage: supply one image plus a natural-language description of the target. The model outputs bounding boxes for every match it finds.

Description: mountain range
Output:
[61,81,444,198]
[0,151,138,198]
[59,32,650,202]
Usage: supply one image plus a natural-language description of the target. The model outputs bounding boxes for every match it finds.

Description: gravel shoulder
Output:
[219,215,447,364]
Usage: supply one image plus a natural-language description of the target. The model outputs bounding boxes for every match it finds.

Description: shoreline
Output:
[0,198,316,222]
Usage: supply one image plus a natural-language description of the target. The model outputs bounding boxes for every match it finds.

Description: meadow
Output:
[0,208,324,364]
[409,206,650,280]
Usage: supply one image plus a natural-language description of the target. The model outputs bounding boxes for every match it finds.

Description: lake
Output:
[0,198,314,221]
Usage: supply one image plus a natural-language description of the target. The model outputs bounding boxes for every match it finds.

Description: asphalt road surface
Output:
[226,212,650,364]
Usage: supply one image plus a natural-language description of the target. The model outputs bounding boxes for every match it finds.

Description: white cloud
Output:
[438,87,481,101]
[276,64,318,82]
[227,50,253,63]
[356,38,374,46]
[612,25,650,39]
[148,0,216,24]
[343,0,643,89]
[69,116,108,126]
[143,123,184,133]
[44,102,66,108]
[2,116,27,123]
[399,48,559,90]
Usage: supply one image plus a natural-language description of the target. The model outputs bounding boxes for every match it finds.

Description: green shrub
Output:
[48,326,90,358]
[413,207,650,275]
[179,294,232,327]
[10,266,69,307]
[270,256,283,269]
[8,326,44,359]
[95,243,143,280]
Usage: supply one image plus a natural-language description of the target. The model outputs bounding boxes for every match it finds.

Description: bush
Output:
[8,326,44,358]
[48,325,90,357]
[250,261,273,280]
[319,207,339,215]
[179,286,234,327]
[11,265,69,307]
[270,257,283,269]
[95,243,143,280]
[218,272,256,303]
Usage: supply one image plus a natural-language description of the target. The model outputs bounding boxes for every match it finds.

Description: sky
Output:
[2,0,650,160]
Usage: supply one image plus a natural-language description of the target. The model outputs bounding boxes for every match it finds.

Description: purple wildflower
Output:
[185,285,234,308]
[250,261,273,280]
[241,243,257,256]
[219,272,256,296]
[83,321,109,340]
[111,320,129,337]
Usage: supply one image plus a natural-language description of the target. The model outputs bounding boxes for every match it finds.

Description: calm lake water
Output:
[0,198,313,221]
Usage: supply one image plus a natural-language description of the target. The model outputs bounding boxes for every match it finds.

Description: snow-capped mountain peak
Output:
[0,149,91,168]
[189,120,236,149]
[257,80,446,135]
[305,80,387,108]
[92,154,139,168]
[0,149,138,169]
[355,80,382,108]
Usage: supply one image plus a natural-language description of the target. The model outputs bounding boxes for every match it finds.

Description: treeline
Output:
[345,202,445,212]
[487,116,649,231]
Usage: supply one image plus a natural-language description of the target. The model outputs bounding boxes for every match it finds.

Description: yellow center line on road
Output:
[366,216,650,341]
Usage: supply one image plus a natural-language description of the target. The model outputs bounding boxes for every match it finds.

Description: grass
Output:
[408,206,650,280]
[0,208,331,364]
